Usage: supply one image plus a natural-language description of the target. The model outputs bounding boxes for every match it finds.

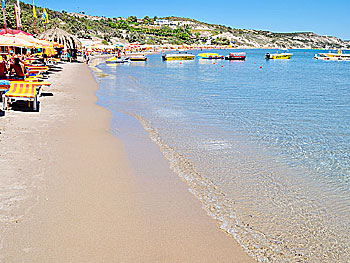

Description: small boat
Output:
[225,52,246,61]
[128,55,147,61]
[314,49,350,61]
[106,57,130,64]
[197,53,224,59]
[162,53,195,61]
[265,52,293,60]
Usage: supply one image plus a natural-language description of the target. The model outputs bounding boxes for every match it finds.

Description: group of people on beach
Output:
[82,51,90,64]
[0,55,27,79]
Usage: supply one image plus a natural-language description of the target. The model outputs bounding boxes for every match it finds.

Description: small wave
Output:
[130,113,305,262]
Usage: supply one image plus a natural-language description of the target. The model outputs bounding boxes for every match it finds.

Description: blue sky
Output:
[24,0,349,39]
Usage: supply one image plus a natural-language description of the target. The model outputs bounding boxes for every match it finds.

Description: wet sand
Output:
[0,61,254,262]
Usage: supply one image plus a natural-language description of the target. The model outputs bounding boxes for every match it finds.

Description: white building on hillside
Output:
[154,19,170,25]
[154,19,180,28]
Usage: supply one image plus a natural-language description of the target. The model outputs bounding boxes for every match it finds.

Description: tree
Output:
[4,4,17,30]
[143,16,150,24]
[127,16,137,23]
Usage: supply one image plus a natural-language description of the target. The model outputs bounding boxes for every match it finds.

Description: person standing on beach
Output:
[86,52,90,64]
[117,48,121,58]
[0,57,7,79]
[66,50,71,62]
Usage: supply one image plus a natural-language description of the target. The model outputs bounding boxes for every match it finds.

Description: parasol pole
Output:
[14,4,18,30]
[17,0,21,30]
[33,0,37,34]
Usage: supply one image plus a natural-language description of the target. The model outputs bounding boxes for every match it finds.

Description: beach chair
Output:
[3,83,38,111]
[10,80,51,97]
[26,66,50,71]
[26,66,50,76]
[46,58,59,65]
[8,80,51,97]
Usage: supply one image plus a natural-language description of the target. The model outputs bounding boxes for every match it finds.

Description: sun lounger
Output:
[46,58,60,65]
[26,66,50,71]
[9,80,51,97]
[6,77,44,82]
[26,66,50,76]
[3,83,38,111]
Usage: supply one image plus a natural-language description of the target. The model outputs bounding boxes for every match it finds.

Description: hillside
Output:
[2,1,350,49]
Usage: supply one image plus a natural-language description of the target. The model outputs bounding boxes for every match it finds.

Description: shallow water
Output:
[95,49,350,262]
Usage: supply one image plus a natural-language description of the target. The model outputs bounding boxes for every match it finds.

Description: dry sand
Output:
[0,61,254,262]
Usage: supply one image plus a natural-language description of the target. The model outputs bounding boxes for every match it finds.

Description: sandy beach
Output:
[0,60,253,262]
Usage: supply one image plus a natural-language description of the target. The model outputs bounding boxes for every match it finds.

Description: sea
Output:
[94,49,350,262]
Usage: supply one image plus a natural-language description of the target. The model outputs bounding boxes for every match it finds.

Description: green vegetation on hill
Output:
[1,0,115,36]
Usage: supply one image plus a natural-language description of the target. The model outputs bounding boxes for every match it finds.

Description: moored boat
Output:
[265,52,293,60]
[106,57,130,64]
[265,53,293,59]
[128,55,147,61]
[198,53,224,59]
[314,49,350,61]
[162,53,195,61]
[225,52,246,61]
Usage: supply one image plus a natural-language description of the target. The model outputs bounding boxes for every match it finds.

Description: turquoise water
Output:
[95,49,350,262]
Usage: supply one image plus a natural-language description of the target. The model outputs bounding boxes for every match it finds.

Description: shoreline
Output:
[90,56,256,262]
[1,59,254,261]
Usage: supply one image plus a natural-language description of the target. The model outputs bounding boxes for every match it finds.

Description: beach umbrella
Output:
[39,28,82,49]
[0,29,32,35]
[0,34,35,47]
[2,33,58,50]
[44,47,56,57]
[15,32,43,45]
[37,39,55,47]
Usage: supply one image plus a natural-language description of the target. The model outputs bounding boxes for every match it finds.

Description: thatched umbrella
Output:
[39,28,82,49]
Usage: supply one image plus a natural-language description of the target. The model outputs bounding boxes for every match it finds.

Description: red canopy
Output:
[0,29,32,36]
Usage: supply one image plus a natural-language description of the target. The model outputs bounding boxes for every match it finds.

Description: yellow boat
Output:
[197,53,224,59]
[314,49,350,61]
[162,53,195,61]
[265,52,293,60]
[106,56,130,64]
